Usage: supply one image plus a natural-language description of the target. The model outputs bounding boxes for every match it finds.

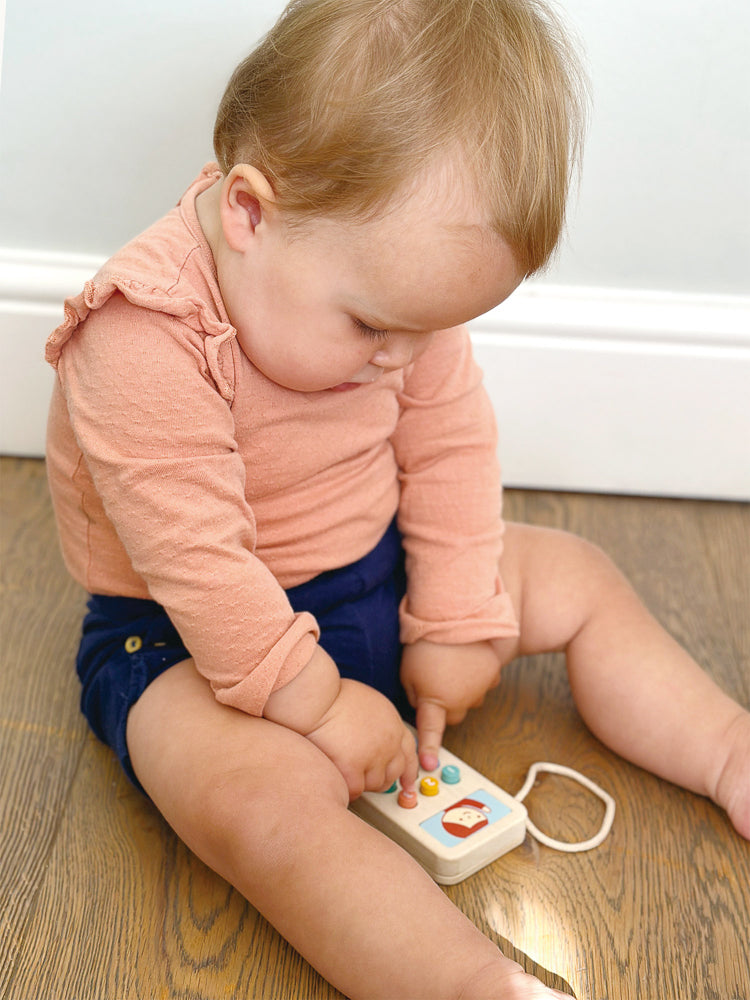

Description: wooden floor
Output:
[1,455,749,1000]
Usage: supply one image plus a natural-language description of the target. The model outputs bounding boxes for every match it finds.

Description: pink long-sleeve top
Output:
[45,164,519,715]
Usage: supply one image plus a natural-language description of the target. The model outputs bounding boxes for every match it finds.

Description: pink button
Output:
[397,788,418,809]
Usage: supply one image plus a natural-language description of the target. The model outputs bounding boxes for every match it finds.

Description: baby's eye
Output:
[352,317,390,342]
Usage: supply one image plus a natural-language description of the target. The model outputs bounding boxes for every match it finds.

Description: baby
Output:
[45,1,750,997]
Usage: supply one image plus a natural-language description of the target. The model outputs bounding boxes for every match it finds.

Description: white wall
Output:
[1,1,749,496]
[545,0,750,295]
[0,0,283,255]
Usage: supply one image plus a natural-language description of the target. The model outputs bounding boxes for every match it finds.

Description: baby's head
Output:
[214,0,588,277]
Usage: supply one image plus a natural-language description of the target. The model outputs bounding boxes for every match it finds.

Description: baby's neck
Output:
[195,179,224,266]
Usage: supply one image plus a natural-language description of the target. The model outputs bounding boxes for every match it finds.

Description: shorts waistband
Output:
[285,518,402,617]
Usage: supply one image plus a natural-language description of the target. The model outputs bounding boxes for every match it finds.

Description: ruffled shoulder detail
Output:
[45,275,238,402]
[45,163,237,401]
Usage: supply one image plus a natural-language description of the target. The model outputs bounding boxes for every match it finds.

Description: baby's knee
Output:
[549,530,634,621]
[500,523,632,660]
[191,726,350,872]
[505,522,622,595]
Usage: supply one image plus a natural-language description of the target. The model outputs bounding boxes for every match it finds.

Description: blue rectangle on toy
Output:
[419,788,512,848]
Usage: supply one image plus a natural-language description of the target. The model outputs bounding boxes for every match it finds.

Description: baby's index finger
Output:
[400,746,420,793]
[416,700,446,772]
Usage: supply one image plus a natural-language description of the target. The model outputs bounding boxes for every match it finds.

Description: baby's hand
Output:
[305,679,419,800]
[400,639,501,770]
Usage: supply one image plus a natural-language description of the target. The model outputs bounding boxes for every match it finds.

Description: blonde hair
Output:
[214,0,588,274]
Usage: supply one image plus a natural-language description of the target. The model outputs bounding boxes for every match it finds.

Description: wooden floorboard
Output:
[1,457,748,999]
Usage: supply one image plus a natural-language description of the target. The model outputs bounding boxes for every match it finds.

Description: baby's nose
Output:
[372,334,417,371]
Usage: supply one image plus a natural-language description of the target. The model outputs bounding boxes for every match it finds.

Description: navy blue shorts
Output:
[76,519,411,791]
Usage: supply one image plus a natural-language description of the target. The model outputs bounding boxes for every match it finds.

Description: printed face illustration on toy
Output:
[441,798,492,839]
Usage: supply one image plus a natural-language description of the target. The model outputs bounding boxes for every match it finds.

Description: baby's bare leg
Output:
[496,524,750,838]
[126,659,569,1000]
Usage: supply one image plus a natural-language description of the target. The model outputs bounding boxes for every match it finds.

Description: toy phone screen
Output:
[419,788,512,847]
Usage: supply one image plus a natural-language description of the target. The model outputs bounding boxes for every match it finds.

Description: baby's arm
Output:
[265,644,418,798]
[392,327,518,763]
[54,299,417,797]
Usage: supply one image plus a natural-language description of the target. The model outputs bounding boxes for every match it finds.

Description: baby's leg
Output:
[496,524,750,839]
[126,659,569,1000]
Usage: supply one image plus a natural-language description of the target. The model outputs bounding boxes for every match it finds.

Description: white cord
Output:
[514,762,616,853]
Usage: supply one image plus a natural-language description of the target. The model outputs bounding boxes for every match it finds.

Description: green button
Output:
[441,765,460,784]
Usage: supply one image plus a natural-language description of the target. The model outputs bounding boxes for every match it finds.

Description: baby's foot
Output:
[713,710,750,840]
[458,959,574,999]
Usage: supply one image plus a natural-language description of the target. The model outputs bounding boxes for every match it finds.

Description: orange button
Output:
[397,788,418,809]
[420,776,439,796]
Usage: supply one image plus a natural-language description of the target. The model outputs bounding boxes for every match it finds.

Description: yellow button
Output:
[124,635,143,653]
[420,776,439,796]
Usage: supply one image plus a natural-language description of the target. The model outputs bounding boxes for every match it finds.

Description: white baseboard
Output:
[2,249,749,499]
[472,285,750,500]
[0,250,105,460]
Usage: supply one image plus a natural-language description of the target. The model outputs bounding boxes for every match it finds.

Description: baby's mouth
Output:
[329,382,362,392]
[329,367,383,392]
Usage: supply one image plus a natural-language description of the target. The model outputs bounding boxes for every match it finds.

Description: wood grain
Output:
[2,459,749,1000]
[1,458,88,999]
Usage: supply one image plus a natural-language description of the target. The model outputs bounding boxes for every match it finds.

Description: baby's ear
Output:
[220,164,277,250]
